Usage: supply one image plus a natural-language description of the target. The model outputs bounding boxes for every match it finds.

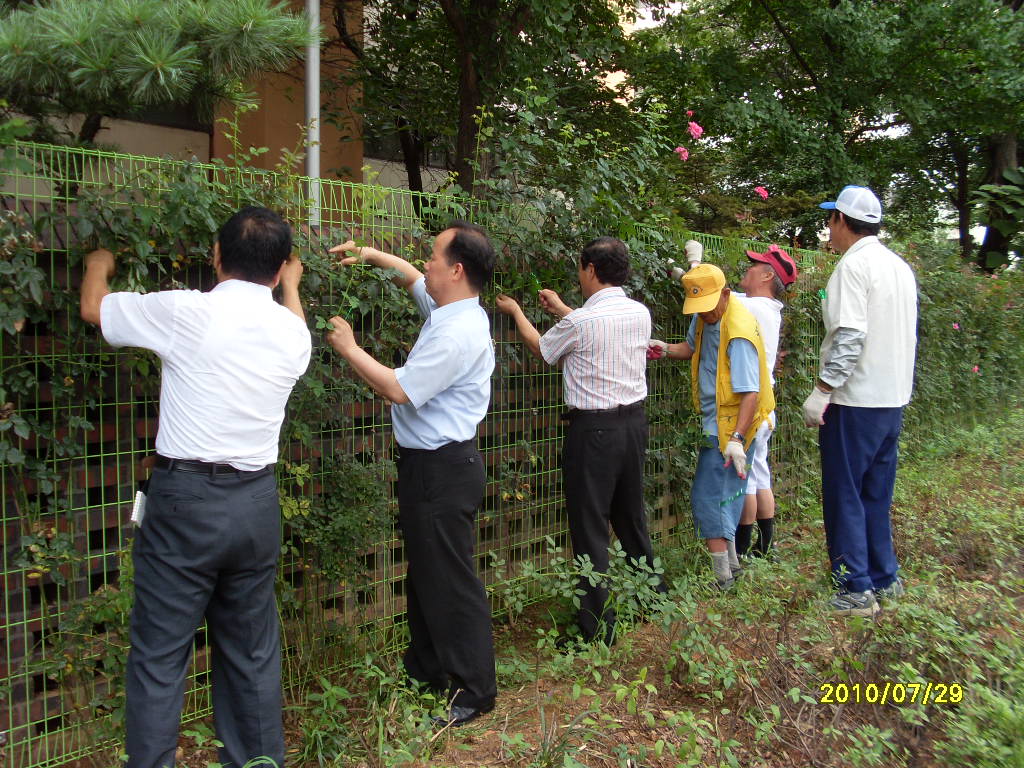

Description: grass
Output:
[172,411,1024,768]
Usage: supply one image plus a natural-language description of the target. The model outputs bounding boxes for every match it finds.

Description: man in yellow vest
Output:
[649,264,775,589]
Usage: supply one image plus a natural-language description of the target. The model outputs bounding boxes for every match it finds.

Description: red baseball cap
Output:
[744,244,798,287]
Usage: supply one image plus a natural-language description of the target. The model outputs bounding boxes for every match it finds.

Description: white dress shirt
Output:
[539,286,650,410]
[392,278,494,450]
[101,279,312,470]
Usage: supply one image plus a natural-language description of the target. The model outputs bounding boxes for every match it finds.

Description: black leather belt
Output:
[396,438,476,456]
[154,455,272,475]
[561,401,645,420]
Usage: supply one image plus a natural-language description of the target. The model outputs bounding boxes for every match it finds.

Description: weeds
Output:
[267,412,1024,767]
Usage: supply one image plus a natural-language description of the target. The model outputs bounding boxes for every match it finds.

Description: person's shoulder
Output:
[437,310,490,343]
[745,295,783,314]
[116,287,199,300]
[108,287,200,313]
[729,293,755,314]
[273,303,312,333]
[578,291,648,318]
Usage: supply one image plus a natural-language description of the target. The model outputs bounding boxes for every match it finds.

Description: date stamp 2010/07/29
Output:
[818,682,963,706]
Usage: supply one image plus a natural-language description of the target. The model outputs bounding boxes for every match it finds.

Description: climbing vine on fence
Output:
[2,112,1022,767]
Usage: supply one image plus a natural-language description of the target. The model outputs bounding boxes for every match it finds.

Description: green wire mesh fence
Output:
[0,141,829,767]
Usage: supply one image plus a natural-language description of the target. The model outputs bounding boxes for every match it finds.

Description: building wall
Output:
[364,157,451,193]
[90,118,212,162]
[210,0,363,183]
[40,2,365,183]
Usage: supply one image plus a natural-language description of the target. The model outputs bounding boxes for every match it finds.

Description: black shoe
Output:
[432,702,494,728]
[554,634,584,652]
[555,627,615,652]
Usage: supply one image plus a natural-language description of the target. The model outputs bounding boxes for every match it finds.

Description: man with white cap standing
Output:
[802,185,918,617]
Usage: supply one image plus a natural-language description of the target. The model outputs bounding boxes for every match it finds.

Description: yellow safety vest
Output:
[690,295,776,453]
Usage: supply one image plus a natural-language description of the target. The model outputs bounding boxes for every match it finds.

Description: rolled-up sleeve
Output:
[100,291,178,357]
[394,331,462,409]
[538,316,578,365]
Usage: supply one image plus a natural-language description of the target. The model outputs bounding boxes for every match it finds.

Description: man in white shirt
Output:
[79,206,311,768]
[326,222,497,727]
[734,245,798,560]
[496,237,665,647]
[802,186,918,617]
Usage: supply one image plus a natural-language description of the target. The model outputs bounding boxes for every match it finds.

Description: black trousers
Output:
[562,406,665,642]
[397,439,496,710]
[125,465,283,768]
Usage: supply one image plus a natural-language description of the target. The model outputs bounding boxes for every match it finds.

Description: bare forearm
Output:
[363,248,423,289]
[511,308,543,360]
[667,341,694,360]
[279,282,304,321]
[80,268,111,325]
[734,391,758,436]
[339,344,410,404]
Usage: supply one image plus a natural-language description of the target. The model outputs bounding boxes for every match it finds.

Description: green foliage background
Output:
[1,127,1022,765]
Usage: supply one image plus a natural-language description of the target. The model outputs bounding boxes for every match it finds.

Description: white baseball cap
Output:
[819,185,882,224]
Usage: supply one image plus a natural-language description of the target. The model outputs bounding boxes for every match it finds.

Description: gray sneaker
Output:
[876,578,905,601]
[715,576,736,592]
[830,589,880,617]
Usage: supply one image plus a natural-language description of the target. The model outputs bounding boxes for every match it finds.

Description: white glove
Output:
[666,259,685,282]
[722,440,747,479]
[684,239,704,268]
[647,339,668,360]
[802,386,831,427]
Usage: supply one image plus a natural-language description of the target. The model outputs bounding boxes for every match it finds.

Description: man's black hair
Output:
[580,236,630,285]
[442,220,496,292]
[834,210,882,237]
[217,206,293,284]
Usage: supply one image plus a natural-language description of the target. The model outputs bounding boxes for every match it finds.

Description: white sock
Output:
[726,539,740,570]
[710,551,732,583]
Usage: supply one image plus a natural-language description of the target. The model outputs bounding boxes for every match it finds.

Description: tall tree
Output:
[626,0,1024,264]
[0,0,314,145]
[328,0,645,192]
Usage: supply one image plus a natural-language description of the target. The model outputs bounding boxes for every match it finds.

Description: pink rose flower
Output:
[674,146,689,161]
[688,121,704,140]
[686,110,694,117]
[754,186,769,200]
[953,322,960,330]
[972,365,980,373]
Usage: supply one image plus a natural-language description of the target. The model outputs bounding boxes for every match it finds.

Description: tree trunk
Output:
[950,140,972,262]
[395,117,425,214]
[451,47,481,192]
[437,0,498,194]
[77,113,104,144]
[976,132,1018,269]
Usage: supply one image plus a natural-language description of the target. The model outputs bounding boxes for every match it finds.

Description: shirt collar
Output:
[843,236,879,257]
[582,286,626,307]
[212,278,274,298]
[430,294,481,324]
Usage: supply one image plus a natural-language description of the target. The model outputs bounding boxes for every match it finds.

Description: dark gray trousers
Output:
[562,406,665,643]
[125,465,283,768]
[397,440,496,710]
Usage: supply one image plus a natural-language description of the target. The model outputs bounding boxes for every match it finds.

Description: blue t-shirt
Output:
[687,316,759,436]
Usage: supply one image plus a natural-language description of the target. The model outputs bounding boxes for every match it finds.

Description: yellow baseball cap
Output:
[682,263,726,314]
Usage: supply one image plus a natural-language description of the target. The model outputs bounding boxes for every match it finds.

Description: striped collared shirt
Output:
[538,286,650,410]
